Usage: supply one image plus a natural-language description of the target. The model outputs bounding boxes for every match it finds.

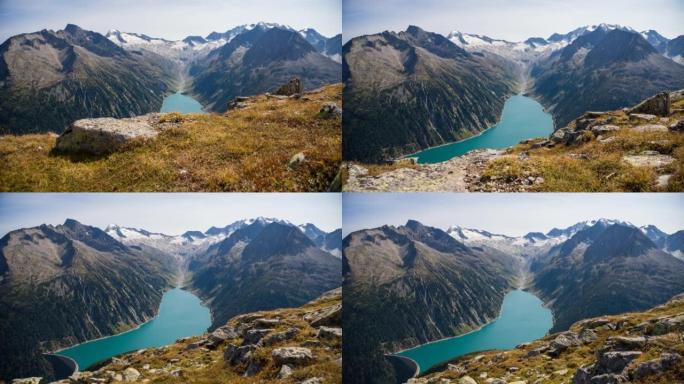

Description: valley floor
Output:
[0,84,342,192]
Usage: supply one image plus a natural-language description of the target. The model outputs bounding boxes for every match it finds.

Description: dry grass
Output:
[0,84,342,192]
[481,111,684,192]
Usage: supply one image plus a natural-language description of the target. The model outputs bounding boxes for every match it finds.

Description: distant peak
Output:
[64,24,82,33]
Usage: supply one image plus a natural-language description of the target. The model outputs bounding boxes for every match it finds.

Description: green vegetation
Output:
[0,84,341,192]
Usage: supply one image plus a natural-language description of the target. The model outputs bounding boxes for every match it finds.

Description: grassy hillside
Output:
[0,84,341,192]
[416,294,684,384]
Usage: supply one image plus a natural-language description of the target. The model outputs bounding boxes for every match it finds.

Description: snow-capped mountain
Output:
[105,23,339,62]
[105,217,341,258]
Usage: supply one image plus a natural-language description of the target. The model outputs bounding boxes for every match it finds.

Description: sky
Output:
[0,193,341,237]
[0,0,341,44]
[343,0,684,42]
[343,193,684,237]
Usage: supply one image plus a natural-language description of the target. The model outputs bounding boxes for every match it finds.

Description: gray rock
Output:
[579,328,598,344]
[631,352,680,379]
[224,344,258,365]
[572,366,594,384]
[316,326,342,340]
[458,377,477,384]
[629,113,658,122]
[591,125,620,135]
[299,378,324,384]
[207,326,239,349]
[669,120,684,132]
[596,351,641,374]
[306,303,341,327]
[318,102,342,119]
[55,114,165,155]
[550,332,581,353]
[629,92,670,116]
[254,318,281,329]
[122,367,140,382]
[288,152,306,168]
[272,347,313,366]
[622,152,675,168]
[259,327,299,346]
[603,336,646,351]
[278,364,294,379]
[185,339,208,350]
[244,360,262,377]
[242,328,272,346]
[11,378,42,384]
[588,373,628,384]
[632,124,668,132]
[275,78,303,96]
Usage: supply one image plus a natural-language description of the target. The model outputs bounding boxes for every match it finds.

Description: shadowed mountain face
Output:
[532,223,684,332]
[343,220,519,384]
[187,221,341,329]
[531,29,684,128]
[0,220,177,381]
[343,26,520,163]
[0,24,177,134]
[188,27,341,112]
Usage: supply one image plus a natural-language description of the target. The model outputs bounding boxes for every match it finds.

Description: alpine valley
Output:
[343,24,684,164]
[0,22,341,134]
[343,219,684,383]
[0,217,341,382]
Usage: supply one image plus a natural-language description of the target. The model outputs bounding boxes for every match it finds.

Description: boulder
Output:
[224,344,258,365]
[669,120,684,132]
[631,352,680,379]
[578,328,598,344]
[259,327,299,346]
[622,151,675,168]
[591,125,620,135]
[288,152,306,169]
[272,347,313,366]
[122,367,140,382]
[318,102,342,119]
[244,360,262,377]
[11,378,42,384]
[596,351,641,374]
[242,328,272,346]
[56,114,163,155]
[458,377,477,384]
[275,78,303,96]
[603,336,646,351]
[207,326,239,349]
[629,113,658,122]
[278,364,294,379]
[629,92,670,116]
[631,124,668,132]
[306,303,341,327]
[299,378,324,384]
[317,326,342,341]
[254,318,281,329]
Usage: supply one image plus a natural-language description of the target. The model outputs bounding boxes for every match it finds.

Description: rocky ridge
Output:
[33,289,341,384]
[412,294,684,384]
[344,89,684,192]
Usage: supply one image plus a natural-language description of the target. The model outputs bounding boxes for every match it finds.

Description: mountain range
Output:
[344,23,684,163]
[0,22,341,134]
[0,217,341,381]
[343,218,684,383]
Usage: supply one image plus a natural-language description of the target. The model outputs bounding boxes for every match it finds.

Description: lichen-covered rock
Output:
[631,352,680,379]
[316,326,342,340]
[224,344,258,365]
[242,328,272,346]
[275,78,303,96]
[272,347,313,366]
[11,378,42,384]
[622,151,675,168]
[259,327,299,346]
[629,92,670,116]
[318,102,341,119]
[55,114,165,155]
[122,367,140,382]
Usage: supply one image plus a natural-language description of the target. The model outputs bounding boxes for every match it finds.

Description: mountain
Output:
[640,224,669,247]
[665,35,684,64]
[530,28,684,128]
[299,29,342,62]
[187,220,341,329]
[640,29,670,53]
[531,222,684,332]
[19,289,342,383]
[664,230,684,260]
[343,25,520,163]
[0,24,176,134]
[188,25,341,112]
[343,220,519,383]
[416,294,684,384]
[0,219,177,381]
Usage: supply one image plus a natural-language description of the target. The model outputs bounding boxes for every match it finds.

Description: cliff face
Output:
[60,289,342,384]
[417,294,684,384]
[342,221,519,384]
[0,219,177,381]
[342,26,520,163]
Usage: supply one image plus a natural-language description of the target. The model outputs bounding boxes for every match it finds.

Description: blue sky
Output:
[343,193,684,237]
[0,193,341,237]
[343,0,684,42]
[0,0,341,43]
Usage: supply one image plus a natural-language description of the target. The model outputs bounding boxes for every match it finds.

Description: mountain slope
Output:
[343,25,520,163]
[418,293,684,384]
[531,222,684,332]
[187,221,341,329]
[0,24,176,134]
[0,219,177,381]
[189,26,341,112]
[343,220,519,383]
[530,29,684,128]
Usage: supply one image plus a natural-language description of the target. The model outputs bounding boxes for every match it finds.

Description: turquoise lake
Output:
[160,92,204,113]
[396,290,553,375]
[409,95,553,163]
[57,288,211,371]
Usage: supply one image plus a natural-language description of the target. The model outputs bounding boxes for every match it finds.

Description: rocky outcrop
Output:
[55,113,180,155]
[629,92,670,116]
[275,78,303,96]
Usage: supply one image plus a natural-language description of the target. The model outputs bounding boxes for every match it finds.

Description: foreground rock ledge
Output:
[55,113,170,155]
